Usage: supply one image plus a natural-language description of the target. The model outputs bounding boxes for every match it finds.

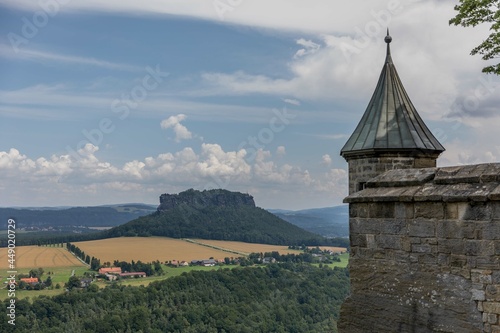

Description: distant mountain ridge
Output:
[0,204,156,228]
[270,205,349,238]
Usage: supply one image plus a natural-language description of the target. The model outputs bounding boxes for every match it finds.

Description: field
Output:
[0,245,85,269]
[73,237,316,263]
[191,239,304,255]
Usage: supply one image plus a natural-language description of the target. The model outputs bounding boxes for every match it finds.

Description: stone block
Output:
[487,285,500,301]
[369,202,395,218]
[463,202,492,221]
[480,221,500,240]
[408,220,435,237]
[450,255,468,268]
[366,234,376,249]
[471,269,493,283]
[483,302,500,314]
[465,240,495,256]
[412,244,432,253]
[437,253,449,266]
[350,203,369,218]
[493,271,500,284]
[418,254,438,265]
[395,202,414,219]
[437,239,464,254]
[445,202,459,220]
[380,219,407,235]
[351,234,367,248]
[472,289,486,301]
[350,218,381,235]
[477,257,500,270]
[414,202,444,219]
[376,234,402,250]
[401,237,411,251]
[437,220,475,239]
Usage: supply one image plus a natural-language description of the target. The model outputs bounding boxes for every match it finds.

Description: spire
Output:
[384,28,392,62]
[340,32,445,159]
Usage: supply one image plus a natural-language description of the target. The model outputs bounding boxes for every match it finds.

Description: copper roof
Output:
[340,31,445,158]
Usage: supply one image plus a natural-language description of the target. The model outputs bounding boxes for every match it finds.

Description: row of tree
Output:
[66,242,101,270]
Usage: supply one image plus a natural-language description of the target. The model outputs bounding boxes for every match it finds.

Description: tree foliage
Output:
[1,264,349,333]
[450,0,500,74]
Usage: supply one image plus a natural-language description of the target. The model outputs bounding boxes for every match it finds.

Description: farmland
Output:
[0,245,85,269]
[73,237,315,263]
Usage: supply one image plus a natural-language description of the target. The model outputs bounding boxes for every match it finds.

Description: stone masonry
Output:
[347,154,437,194]
[338,163,500,333]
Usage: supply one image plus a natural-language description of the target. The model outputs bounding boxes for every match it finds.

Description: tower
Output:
[340,31,445,194]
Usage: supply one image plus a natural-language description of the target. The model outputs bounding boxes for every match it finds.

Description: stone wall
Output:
[338,164,500,333]
[346,154,437,194]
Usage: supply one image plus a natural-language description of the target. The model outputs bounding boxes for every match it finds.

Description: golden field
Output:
[74,237,236,263]
[191,239,304,255]
[0,246,85,269]
[74,237,326,263]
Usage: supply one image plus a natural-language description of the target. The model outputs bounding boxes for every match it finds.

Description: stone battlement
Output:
[338,163,500,333]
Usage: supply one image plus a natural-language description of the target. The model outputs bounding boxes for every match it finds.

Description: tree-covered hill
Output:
[0,204,155,228]
[105,189,328,245]
[2,264,349,333]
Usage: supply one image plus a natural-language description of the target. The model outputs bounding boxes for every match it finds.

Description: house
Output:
[201,259,217,267]
[80,278,93,288]
[262,257,276,264]
[20,277,38,284]
[179,261,189,267]
[119,272,146,278]
[105,274,118,281]
[98,267,122,275]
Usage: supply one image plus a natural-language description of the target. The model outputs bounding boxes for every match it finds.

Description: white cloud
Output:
[0,143,348,208]
[322,154,332,166]
[0,44,141,72]
[283,98,301,106]
[276,146,286,156]
[160,114,193,142]
[294,38,320,58]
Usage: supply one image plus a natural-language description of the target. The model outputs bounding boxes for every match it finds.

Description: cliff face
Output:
[158,189,255,212]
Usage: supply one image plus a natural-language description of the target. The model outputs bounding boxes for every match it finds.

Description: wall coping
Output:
[344,163,500,203]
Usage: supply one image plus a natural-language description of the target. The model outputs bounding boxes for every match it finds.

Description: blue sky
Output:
[1,0,499,209]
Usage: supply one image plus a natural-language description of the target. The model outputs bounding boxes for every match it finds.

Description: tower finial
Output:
[384,28,392,44]
[384,29,392,59]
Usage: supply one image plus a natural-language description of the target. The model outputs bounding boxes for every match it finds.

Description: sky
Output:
[0,0,499,210]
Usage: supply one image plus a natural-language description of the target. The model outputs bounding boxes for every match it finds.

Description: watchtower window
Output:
[357,182,366,191]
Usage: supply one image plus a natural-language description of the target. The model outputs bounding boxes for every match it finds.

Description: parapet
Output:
[345,163,500,203]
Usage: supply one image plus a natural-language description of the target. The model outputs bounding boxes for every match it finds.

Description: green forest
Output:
[2,263,349,333]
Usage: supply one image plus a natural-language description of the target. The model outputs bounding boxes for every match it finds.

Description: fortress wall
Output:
[338,164,500,333]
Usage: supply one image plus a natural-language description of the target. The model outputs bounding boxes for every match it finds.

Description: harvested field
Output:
[74,237,234,263]
[74,237,320,263]
[191,239,304,255]
[0,246,85,269]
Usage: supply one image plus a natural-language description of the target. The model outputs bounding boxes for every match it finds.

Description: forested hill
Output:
[105,189,332,246]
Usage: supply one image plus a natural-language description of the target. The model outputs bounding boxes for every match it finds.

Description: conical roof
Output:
[340,32,445,159]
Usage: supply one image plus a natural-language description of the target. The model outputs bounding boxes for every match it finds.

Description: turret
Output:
[340,31,445,194]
